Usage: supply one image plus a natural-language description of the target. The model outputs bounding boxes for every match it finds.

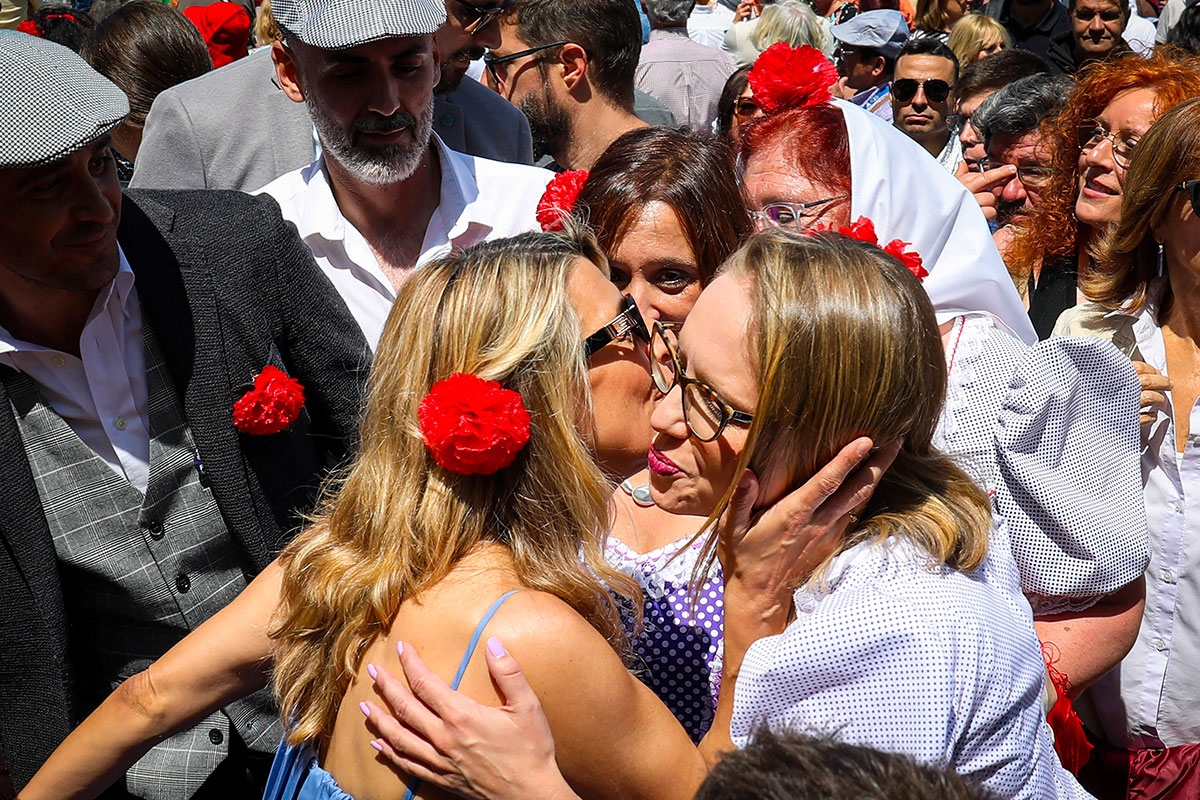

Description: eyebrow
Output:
[14,135,113,190]
[324,43,426,64]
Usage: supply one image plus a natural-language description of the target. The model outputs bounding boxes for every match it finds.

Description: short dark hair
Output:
[1166,5,1200,53]
[694,728,998,800]
[576,127,751,286]
[82,0,213,128]
[25,4,94,53]
[954,47,1051,99]
[643,0,695,26]
[716,65,752,136]
[504,0,642,107]
[973,72,1072,147]
[897,37,961,82]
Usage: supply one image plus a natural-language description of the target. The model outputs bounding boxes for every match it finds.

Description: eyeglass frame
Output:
[483,41,568,89]
[891,77,952,104]
[1077,120,1138,169]
[650,321,754,442]
[449,0,514,36]
[977,159,1055,187]
[1176,179,1200,217]
[583,294,651,359]
[749,196,850,229]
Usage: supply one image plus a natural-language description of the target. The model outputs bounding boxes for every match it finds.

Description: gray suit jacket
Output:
[131,48,534,192]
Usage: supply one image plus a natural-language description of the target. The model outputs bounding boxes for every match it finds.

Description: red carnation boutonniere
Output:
[747,42,838,115]
[835,217,928,281]
[418,373,531,476]
[232,365,306,435]
[536,169,588,232]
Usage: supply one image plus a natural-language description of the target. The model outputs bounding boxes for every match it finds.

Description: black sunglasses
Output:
[583,294,651,359]
[1177,179,1200,217]
[483,41,568,87]
[892,78,951,104]
[449,0,514,35]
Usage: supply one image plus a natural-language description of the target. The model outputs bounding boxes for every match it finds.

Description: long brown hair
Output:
[271,231,637,745]
[1007,49,1200,292]
[1089,97,1200,312]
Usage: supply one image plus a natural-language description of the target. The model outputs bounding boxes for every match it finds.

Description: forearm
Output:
[1034,576,1146,701]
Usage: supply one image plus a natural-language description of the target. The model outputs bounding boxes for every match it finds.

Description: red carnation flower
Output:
[883,239,928,280]
[536,170,588,232]
[747,43,838,115]
[17,19,40,35]
[837,217,879,245]
[232,365,305,435]
[418,373,531,476]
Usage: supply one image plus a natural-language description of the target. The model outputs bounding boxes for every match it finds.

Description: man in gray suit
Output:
[132,0,535,192]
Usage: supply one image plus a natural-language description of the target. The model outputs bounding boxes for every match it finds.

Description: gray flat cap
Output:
[273,0,447,49]
[830,10,910,59]
[0,31,129,169]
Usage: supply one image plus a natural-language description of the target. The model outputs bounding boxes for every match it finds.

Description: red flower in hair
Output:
[536,170,588,232]
[747,43,838,115]
[17,18,40,35]
[418,373,531,476]
[232,365,305,435]
[834,217,927,281]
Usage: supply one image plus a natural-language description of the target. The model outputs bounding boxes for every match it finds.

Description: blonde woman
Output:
[947,12,1011,66]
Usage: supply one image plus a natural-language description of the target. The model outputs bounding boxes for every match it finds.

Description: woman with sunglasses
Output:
[1056,97,1200,799]
[1005,49,1200,340]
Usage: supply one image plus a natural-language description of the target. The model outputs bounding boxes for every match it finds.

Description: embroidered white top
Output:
[257,134,553,349]
[0,247,150,492]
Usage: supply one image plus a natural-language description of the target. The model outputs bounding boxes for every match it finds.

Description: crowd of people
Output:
[2,0,1200,797]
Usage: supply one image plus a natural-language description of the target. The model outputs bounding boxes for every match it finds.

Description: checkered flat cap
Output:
[273,0,446,49]
[0,31,129,169]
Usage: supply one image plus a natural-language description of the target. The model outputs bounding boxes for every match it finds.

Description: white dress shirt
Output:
[1084,279,1200,749]
[731,536,1091,800]
[257,134,553,349]
[0,248,150,493]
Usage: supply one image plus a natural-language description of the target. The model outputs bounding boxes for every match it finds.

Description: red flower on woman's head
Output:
[747,43,838,115]
[232,365,305,435]
[17,18,40,35]
[832,216,928,281]
[536,170,589,232]
[418,373,531,476]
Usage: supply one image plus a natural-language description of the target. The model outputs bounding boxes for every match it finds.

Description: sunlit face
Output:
[957,89,995,167]
[743,141,851,231]
[975,36,1006,62]
[0,136,122,304]
[730,85,764,143]
[609,202,704,327]
[892,54,958,147]
[1075,87,1157,229]
[987,129,1054,223]
[647,273,757,516]
[568,257,656,479]
[435,0,505,91]
[835,44,885,92]
[1071,0,1127,58]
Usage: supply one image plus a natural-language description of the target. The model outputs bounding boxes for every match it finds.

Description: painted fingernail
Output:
[486,636,507,658]
[369,739,384,753]
[366,663,378,680]
[359,701,371,718]
[396,641,405,657]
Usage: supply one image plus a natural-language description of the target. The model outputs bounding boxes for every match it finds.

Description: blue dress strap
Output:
[401,589,520,800]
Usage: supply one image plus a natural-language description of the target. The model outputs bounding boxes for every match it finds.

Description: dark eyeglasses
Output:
[734,99,760,119]
[450,0,514,36]
[483,41,568,88]
[978,160,1055,188]
[891,78,952,104]
[583,294,651,359]
[650,322,753,442]
[749,196,849,229]
[1176,179,1200,217]
[1078,120,1138,169]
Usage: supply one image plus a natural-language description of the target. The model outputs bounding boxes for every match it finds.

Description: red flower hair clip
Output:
[17,19,40,36]
[232,365,306,435]
[418,373,531,476]
[536,170,588,232]
[747,43,838,115]
[834,216,928,281]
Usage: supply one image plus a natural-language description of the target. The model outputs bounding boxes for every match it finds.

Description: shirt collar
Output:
[648,27,691,41]
[428,132,490,246]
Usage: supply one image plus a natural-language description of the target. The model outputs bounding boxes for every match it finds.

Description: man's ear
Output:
[273,40,306,104]
[869,55,887,81]
[558,42,589,93]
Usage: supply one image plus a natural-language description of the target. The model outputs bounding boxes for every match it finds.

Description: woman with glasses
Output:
[1056,97,1200,799]
[1006,49,1200,339]
[714,66,760,140]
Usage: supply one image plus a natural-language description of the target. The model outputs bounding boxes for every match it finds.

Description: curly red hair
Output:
[1007,48,1200,293]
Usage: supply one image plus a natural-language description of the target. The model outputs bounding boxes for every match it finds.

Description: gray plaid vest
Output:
[0,324,281,799]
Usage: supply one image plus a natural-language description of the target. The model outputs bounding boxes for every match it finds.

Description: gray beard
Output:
[308,94,436,186]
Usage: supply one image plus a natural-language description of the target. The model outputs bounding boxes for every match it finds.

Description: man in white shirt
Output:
[258,0,553,348]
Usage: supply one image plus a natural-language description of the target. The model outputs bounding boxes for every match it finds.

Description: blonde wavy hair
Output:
[947,13,1011,67]
[696,230,991,585]
[271,231,637,745]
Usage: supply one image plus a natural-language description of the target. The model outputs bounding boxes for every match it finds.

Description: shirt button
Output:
[175,573,191,594]
[147,520,164,540]
[208,728,224,745]
[1175,502,1184,514]
[51,355,66,368]
[1155,638,1168,651]
[114,416,127,431]
[1162,570,1174,583]
[441,114,455,126]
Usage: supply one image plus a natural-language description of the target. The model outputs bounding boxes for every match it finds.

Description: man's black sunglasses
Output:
[892,78,951,104]
[449,0,514,36]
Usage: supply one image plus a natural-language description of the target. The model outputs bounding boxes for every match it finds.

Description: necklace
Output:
[620,479,656,508]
